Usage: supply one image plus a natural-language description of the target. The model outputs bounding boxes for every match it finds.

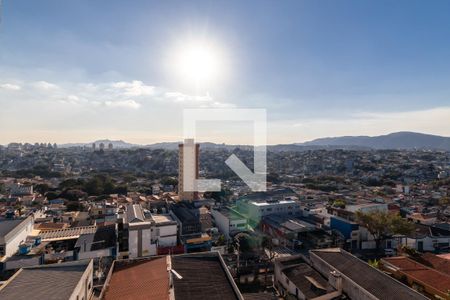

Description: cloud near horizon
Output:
[0,77,449,144]
[0,79,233,110]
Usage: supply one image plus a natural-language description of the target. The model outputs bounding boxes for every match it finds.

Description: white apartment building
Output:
[124,204,178,258]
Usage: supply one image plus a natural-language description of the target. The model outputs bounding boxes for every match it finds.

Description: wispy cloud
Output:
[33,81,59,90]
[104,99,141,109]
[0,83,21,91]
[0,78,234,111]
[110,80,155,97]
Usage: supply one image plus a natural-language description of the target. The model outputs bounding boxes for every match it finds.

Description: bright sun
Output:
[173,41,224,89]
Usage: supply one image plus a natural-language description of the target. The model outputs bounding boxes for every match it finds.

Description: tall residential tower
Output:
[178,138,199,201]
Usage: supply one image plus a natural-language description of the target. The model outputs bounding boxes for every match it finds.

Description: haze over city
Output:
[1,0,450,145]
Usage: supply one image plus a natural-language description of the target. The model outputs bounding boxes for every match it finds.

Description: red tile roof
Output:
[382,256,450,294]
[104,257,169,300]
[421,253,450,276]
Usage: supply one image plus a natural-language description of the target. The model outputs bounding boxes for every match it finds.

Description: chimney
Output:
[329,270,342,292]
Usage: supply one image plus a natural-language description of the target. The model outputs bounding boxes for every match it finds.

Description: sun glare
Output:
[173,40,224,89]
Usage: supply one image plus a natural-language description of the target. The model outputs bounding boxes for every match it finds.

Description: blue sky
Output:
[0,0,449,144]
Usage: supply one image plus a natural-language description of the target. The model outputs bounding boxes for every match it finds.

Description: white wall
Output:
[157,224,177,247]
[404,236,450,252]
[4,218,34,258]
[128,227,156,258]
[69,260,93,300]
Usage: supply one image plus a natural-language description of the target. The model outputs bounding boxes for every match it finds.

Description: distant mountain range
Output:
[57,132,450,151]
[297,132,450,151]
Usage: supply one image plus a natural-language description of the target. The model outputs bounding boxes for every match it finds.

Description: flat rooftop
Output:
[250,199,297,206]
[152,214,176,224]
[214,207,246,221]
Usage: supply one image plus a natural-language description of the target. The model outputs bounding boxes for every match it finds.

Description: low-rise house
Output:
[74,225,117,260]
[0,216,34,260]
[329,216,360,250]
[10,184,33,197]
[408,212,438,226]
[396,223,450,252]
[261,215,316,248]
[274,255,336,299]
[0,260,94,300]
[123,204,155,258]
[151,214,178,248]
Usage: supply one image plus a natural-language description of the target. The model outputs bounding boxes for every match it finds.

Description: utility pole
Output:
[235,239,240,274]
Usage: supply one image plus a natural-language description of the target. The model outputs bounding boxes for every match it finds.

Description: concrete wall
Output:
[3,256,42,271]
[275,269,305,299]
[310,252,377,300]
[69,260,94,300]
[78,248,113,260]
[211,209,230,237]
[128,226,155,258]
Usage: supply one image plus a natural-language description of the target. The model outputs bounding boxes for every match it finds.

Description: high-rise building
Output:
[178,138,199,201]
[108,143,113,150]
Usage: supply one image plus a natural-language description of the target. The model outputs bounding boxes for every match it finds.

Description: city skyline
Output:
[1,0,450,144]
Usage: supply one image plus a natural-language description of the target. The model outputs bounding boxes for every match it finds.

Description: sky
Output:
[0,0,449,145]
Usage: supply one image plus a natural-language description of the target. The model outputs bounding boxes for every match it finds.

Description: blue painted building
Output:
[330,216,359,250]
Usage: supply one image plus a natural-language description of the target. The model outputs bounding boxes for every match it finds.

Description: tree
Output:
[160,176,178,186]
[35,183,49,195]
[368,259,379,268]
[333,199,346,208]
[66,201,81,211]
[216,235,226,246]
[356,210,414,250]
[46,191,60,200]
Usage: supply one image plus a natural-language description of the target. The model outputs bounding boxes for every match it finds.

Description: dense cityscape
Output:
[0,138,449,299]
